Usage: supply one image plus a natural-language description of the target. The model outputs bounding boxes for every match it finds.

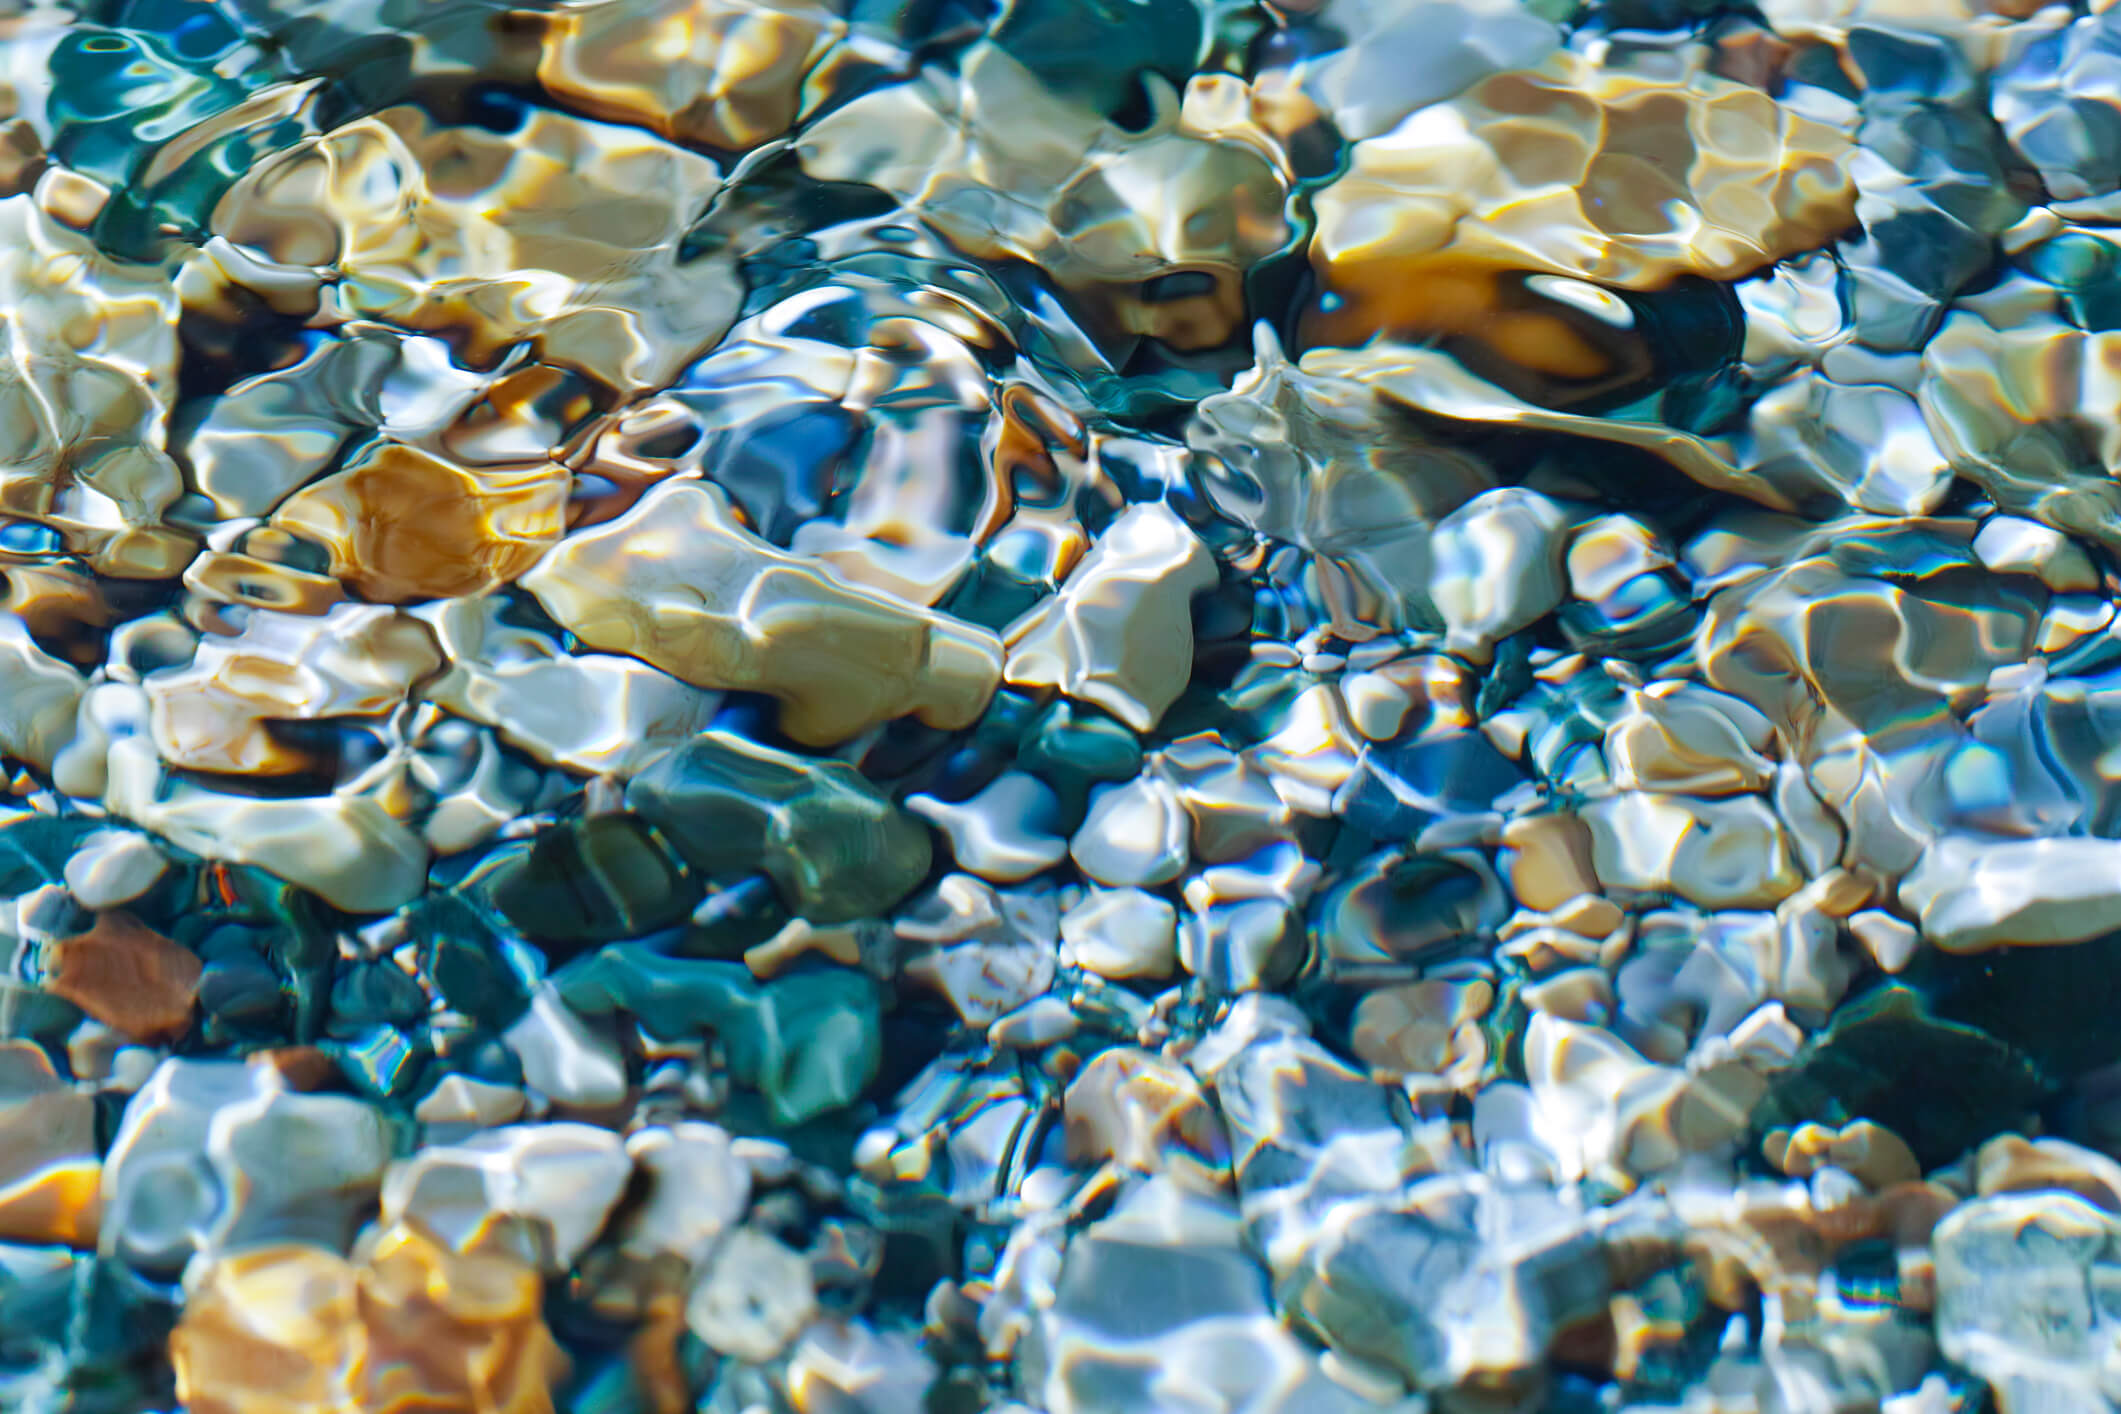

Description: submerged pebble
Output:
[0,1,2115,1410]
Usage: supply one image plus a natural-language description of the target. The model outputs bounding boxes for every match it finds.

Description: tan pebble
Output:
[42,912,201,1044]
[273,444,570,604]
[1500,814,1601,912]
[1340,671,1413,741]
[1848,909,1919,973]
[1975,1134,2121,1213]
[744,917,864,979]
[1061,1046,1229,1191]
[172,1223,565,1414]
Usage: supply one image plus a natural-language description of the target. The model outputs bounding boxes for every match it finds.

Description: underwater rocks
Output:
[4,0,2121,1411]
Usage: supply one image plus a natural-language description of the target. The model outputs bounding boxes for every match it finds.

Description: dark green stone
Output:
[1016,699,1142,817]
[410,894,530,1031]
[626,730,932,924]
[555,943,881,1126]
[327,959,429,1033]
[1753,984,2049,1170]
[486,813,700,946]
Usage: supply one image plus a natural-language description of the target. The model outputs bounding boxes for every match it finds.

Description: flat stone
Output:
[628,729,932,923]
[1901,834,2121,952]
[41,912,201,1044]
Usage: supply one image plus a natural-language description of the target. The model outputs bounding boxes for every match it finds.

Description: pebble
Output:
[908,771,1069,883]
[61,829,168,910]
[1070,776,1188,887]
[172,1223,563,1414]
[1004,502,1219,734]
[102,1058,394,1275]
[685,1225,816,1363]
[1901,834,2121,951]
[40,912,202,1044]
[1339,671,1413,742]
[501,983,631,1111]
[380,1122,632,1273]
[628,728,934,923]
[1058,887,1178,980]
[621,1123,751,1268]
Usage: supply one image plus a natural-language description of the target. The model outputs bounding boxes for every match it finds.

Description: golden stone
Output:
[271,443,570,604]
[172,1222,566,1414]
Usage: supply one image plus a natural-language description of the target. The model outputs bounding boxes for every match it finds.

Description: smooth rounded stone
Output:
[172,1223,564,1414]
[1071,776,1188,888]
[1208,1031,1425,1278]
[0,1041,99,1247]
[411,893,531,1033]
[1976,1135,2121,1210]
[143,603,442,778]
[271,441,569,604]
[1062,1047,1229,1192]
[380,1121,631,1274]
[522,478,1003,746]
[1284,1180,1618,1397]
[102,1058,394,1275]
[1340,672,1413,743]
[499,982,629,1111]
[1499,813,1600,914]
[1058,887,1178,981]
[686,1225,816,1363]
[0,612,90,772]
[1016,701,1144,812]
[1849,909,1921,974]
[1525,1012,1766,1182]
[556,944,881,1126]
[1767,1119,1921,1191]
[1580,791,1801,911]
[535,0,842,151]
[1003,501,1218,734]
[1935,1191,2121,1411]
[627,728,932,924]
[60,829,168,911]
[1349,978,1493,1083]
[485,812,700,946]
[620,1123,750,1269]
[214,105,739,395]
[797,44,1287,355]
[101,733,429,914]
[39,911,201,1044]
[1901,834,2121,952]
[1602,682,1777,798]
[1426,488,1569,666]
[327,958,427,1034]
[908,771,1068,884]
[1994,9,2121,218]
[1310,49,1854,308]
[1185,327,1493,639]
[1973,515,2102,593]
